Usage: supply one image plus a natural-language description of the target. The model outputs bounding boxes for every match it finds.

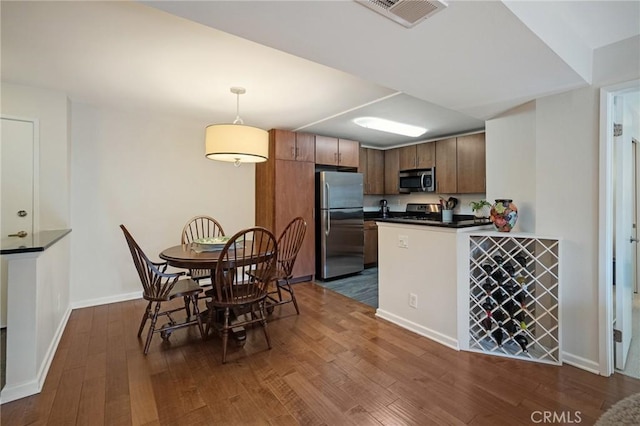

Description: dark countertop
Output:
[1,229,72,255]
[365,213,492,229]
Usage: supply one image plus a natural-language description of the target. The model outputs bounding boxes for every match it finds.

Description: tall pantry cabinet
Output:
[255,129,315,280]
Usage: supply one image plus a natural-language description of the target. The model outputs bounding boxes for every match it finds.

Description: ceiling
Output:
[1,1,638,149]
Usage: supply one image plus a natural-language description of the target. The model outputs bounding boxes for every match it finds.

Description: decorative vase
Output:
[490,199,518,232]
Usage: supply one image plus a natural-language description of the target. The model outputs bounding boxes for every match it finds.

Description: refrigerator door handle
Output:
[325,210,330,236]
[325,182,330,210]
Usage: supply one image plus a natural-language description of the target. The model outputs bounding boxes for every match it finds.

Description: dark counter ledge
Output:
[1,229,72,255]
[375,217,492,229]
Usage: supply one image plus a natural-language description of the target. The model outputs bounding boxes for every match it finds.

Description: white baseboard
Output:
[0,379,40,405]
[70,291,141,310]
[375,309,459,351]
[2,291,142,404]
[562,352,601,375]
[1,306,72,404]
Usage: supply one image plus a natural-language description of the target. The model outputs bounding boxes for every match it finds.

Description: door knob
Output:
[8,231,28,238]
[631,236,639,243]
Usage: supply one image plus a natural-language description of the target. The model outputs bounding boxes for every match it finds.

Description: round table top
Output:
[159,244,226,269]
[159,242,267,270]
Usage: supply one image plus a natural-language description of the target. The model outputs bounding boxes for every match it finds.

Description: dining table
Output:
[159,242,250,344]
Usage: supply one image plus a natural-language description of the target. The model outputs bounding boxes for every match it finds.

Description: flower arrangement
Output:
[470,199,491,219]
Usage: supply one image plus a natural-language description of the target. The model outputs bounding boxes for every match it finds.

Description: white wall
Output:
[535,87,600,369]
[70,104,256,305]
[485,102,536,233]
[486,89,601,370]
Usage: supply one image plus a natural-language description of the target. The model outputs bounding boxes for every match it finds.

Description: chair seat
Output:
[205,285,268,308]
[169,278,203,298]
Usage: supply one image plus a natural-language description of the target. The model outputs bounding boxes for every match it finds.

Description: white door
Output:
[1,117,36,328]
[614,94,634,369]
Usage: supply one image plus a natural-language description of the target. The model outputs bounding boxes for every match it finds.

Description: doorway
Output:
[599,81,640,377]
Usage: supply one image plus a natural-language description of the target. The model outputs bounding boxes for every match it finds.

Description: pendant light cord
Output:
[233,91,243,125]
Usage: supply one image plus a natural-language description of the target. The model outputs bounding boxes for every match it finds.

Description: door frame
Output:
[598,80,640,376]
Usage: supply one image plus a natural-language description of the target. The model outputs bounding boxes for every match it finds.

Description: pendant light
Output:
[205,87,269,167]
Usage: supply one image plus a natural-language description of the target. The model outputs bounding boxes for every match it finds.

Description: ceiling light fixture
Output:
[354,117,427,137]
[205,87,269,167]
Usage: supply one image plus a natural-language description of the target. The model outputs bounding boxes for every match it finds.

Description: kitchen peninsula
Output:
[376,220,490,349]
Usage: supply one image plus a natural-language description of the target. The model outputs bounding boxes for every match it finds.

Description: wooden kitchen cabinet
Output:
[457,133,486,193]
[435,137,457,194]
[364,220,378,266]
[399,142,435,170]
[315,135,359,167]
[255,129,315,280]
[384,147,401,195]
[274,129,315,162]
[359,147,385,195]
[435,132,485,194]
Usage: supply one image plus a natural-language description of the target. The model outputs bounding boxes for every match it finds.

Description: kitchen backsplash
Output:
[364,193,488,215]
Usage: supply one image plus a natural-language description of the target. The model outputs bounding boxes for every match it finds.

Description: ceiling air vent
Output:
[356,0,448,28]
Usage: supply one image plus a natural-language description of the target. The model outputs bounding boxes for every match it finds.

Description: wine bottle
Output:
[492,288,507,304]
[504,320,517,336]
[514,334,529,352]
[482,264,493,275]
[503,300,518,317]
[493,255,504,265]
[482,299,495,312]
[503,262,515,276]
[482,281,494,294]
[514,253,527,267]
[481,316,492,331]
[491,270,506,283]
[492,328,504,346]
[493,309,505,323]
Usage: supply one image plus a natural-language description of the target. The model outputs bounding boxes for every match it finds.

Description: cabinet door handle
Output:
[291,147,295,158]
[339,152,342,163]
[8,231,28,238]
[295,146,299,158]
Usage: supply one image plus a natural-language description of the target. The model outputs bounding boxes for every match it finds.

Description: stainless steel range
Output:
[401,203,442,221]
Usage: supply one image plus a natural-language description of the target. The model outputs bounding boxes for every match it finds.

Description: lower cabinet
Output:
[364,221,378,266]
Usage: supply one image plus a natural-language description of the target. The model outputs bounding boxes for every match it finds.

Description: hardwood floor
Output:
[3,282,640,425]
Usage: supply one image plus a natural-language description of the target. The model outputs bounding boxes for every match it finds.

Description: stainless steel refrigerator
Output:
[316,171,364,279]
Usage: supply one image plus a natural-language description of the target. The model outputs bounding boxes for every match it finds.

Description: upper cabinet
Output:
[316,136,359,167]
[456,133,486,193]
[273,129,315,162]
[384,148,401,195]
[435,132,486,194]
[435,137,457,193]
[359,147,385,195]
[398,142,435,170]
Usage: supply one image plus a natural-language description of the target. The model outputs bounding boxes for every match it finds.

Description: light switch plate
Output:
[398,234,409,248]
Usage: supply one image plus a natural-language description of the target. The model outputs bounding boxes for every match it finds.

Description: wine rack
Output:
[467,234,560,364]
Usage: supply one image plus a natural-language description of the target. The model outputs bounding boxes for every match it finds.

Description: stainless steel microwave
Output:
[399,168,435,193]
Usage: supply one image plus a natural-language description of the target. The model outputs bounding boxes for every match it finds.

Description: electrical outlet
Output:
[409,293,418,308]
[398,234,409,249]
